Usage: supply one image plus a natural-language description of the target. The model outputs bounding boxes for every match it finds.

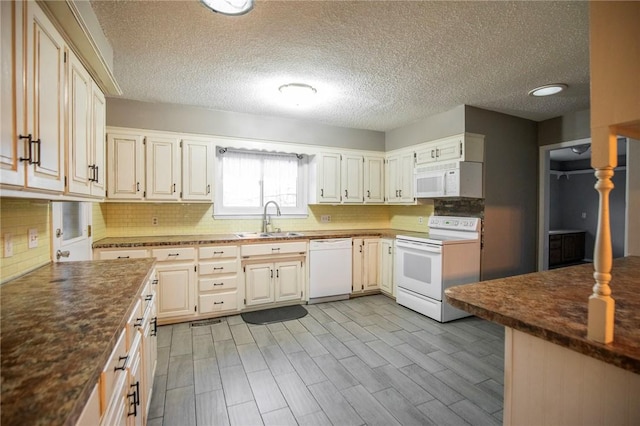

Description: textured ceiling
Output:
[91,0,590,132]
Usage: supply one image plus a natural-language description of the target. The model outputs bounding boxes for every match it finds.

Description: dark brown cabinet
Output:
[549,231,586,267]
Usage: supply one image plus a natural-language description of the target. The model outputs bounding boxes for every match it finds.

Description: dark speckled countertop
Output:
[1,258,156,426]
[445,256,640,374]
[92,228,424,248]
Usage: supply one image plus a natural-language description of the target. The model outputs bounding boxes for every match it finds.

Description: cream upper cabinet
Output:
[385,151,415,203]
[341,154,364,203]
[364,156,384,203]
[67,50,106,198]
[415,134,484,165]
[314,152,342,203]
[107,133,145,200]
[0,1,65,192]
[0,1,25,187]
[145,136,180,201]
[24,0,66,192]
[181,139,213,201]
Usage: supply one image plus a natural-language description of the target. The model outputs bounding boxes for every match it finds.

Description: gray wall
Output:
[552,170,627,259]
[384,105,465,151]
[538,109,591,146]
[465,106,539,280]
[106,98,385,151]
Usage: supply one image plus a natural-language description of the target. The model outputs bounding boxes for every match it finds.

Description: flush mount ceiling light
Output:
[278,83,317,106]
[570,144,591,155]
[528,83,568,97]
[200,0,253,16]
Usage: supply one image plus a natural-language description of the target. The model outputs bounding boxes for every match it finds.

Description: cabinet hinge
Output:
[301,291,303,297]
[194,305,197,312]
[143,191,146,197]
[243,266,246,272]
[194,266,197,272]
[63,51,67,63]
[180,141,183,148]
[361,285,364,290]
[460,142,463,156]
[64,176,67,187]
[180,191,183,198]
[106,190,108,197]
[244,298,246,305]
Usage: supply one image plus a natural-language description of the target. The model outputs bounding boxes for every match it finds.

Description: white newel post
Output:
[588,166,615,343]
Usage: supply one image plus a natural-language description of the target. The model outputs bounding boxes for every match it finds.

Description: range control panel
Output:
[428,216,480,231]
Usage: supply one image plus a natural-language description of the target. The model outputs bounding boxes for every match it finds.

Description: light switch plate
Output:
[28,228,38,249]
[3,233,13,257]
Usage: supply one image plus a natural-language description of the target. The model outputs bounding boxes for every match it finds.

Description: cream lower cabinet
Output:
[245,260,303,306]
[153,247,196,321]
[352,238,380,293]
[241,241,307,307]
[379,238,394,296]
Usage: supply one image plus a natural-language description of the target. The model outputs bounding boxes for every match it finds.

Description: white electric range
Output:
[395,216,481,322]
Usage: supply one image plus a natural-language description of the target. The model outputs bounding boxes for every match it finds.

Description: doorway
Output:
[51,201,93,262]
[538,138,628,271]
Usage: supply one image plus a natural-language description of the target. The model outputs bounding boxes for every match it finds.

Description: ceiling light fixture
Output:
[570,144,590,155]
[528,83,568,97]
[200,0,253,16]
[278,83,317,106]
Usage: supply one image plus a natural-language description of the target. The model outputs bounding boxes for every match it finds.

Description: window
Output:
[214,148,307,217]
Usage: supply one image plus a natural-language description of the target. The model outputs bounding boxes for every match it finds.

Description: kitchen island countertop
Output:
[1,258,157,426]
[92,228,426,248]
[445,256,640,374]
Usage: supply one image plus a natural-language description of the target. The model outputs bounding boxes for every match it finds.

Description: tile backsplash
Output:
[0,198,51,283]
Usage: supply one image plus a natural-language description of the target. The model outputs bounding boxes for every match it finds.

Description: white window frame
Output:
[213,148,308,218]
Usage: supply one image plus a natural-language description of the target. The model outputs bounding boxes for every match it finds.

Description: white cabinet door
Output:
[245,263,274,306]
[317,153,341,203]
[399,152,415,202]
[181,139,212,201]
[363,239,380,291]
[341,154,364,203]
[435,138,462,162]
[25,1,65,192]
[364,156,384,203]
[90,84,106,197]
[275,260,302,302]
[107,133,144,200]
[385,155,400,203]
[67,51,92,196]
[379,239,394,295]
[352,238,364,293]
[156,264,195,319]
[146,136,180,201]
[0,1,25,187]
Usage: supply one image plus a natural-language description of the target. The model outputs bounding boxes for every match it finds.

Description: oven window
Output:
[404,252,431,284]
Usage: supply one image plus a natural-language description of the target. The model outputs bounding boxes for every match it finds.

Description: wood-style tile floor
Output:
[148,294,505,426]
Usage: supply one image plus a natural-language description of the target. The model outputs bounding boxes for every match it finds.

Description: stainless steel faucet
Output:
[262,201,281,233]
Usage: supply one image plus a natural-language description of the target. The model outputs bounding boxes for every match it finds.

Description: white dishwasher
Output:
[308,238,353,303]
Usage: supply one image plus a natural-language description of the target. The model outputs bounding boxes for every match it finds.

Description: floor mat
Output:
[241,305,308,325]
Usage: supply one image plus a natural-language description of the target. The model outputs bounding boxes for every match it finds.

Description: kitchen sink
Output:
[235,231,304,238]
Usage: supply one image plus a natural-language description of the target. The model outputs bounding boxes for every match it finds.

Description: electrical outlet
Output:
[581,212,587,219]
[320,215,331,223]
[418,216,423,224]
[3,233,13,257]
[28,228,38,248]
[152,217,158,226]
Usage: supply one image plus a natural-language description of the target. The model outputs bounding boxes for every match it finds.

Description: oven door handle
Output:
[396,240,442,253]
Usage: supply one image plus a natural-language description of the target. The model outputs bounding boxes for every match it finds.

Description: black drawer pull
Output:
[127,381,139,417]
[114,355,128,371]
[271,247,280,251]
[213,251,224,254]
[214,301,224,305]
[152,279,158,285]
[117,256,130,259]
[145,295,153,301]
[151,317,158,336]
[167,253,180,257]
[213,282,224,286]
[213,267,224,270]
[134,317,144,328]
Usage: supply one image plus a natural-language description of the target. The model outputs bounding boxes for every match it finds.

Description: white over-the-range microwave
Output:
[414,161,483,198]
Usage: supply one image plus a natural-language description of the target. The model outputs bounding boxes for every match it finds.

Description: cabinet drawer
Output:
[199,292,238,313]
[200,245,238,259]
[199,276,237,292]
[152,247,195,262]
[241,241,307,257]
[99,329,127,414]
[199,260,238,275]
[125,299,143,350]
[99,249,149,260]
